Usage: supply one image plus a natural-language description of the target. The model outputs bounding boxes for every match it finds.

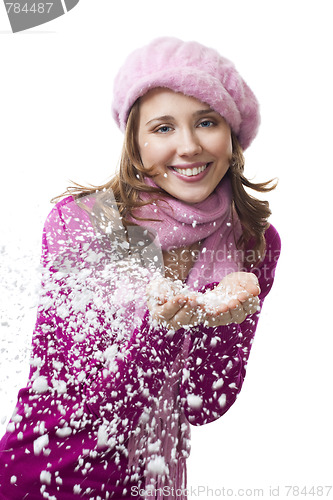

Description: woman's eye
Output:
[199,120,214,128]
[156,125,172,133]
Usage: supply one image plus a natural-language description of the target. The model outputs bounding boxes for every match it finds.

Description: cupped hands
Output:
[146,272,261,331]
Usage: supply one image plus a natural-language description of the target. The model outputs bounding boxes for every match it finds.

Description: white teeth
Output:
[173,164,208,176]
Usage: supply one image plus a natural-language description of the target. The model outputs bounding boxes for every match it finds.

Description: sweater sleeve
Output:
[180,224,281,426]
[32,197,186,440]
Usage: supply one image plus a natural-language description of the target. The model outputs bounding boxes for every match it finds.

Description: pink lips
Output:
[169,162,212,182]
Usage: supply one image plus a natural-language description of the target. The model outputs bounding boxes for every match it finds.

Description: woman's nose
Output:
[176,129,202,157]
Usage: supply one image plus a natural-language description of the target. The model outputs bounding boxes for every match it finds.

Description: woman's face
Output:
[137,88,232,204]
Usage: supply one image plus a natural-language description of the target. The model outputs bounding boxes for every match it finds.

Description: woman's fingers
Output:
[205,294,260,327]
[170,302,199,329]
[207,304,247,327]
[242,296,260,315]
[205,309,232,327]
[219,272,261,298]
[245,281,261,297]
[148,294,203,330]
[234,288,251,302]
[147,272,261,329]
[153,295,187,321]
[229,305,247,324]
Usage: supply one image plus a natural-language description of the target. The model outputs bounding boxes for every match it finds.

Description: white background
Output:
[0,1,332,498]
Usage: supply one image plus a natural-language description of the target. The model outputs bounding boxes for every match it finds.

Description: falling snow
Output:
[0,191,280,498]
[187,394,203,409]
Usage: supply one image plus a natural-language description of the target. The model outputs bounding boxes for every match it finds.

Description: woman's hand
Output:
[147,279,205,331]
[202,294,260,327]
[151,296,204,331]
[146,272,261,331]
[202,272,261,327]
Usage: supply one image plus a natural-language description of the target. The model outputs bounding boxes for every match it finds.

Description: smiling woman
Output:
[0,37,280,499]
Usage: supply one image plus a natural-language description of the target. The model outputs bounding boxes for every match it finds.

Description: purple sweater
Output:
[0,196,281,499]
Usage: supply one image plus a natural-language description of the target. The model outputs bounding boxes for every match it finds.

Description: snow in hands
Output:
[146,272,260,330]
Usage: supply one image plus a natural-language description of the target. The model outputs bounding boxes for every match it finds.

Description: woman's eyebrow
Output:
[194,108,216,117]
[146,115,174,126]
[145,109,216,126]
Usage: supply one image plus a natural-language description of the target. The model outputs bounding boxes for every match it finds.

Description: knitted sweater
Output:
[0,196,281,499]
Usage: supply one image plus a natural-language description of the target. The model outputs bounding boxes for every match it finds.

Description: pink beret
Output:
[111,37,260,150]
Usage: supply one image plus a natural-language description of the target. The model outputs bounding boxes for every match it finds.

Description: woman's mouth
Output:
[169,162,212,181]
[173,163,208,176]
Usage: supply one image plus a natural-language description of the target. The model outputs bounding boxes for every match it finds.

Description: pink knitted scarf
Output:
[127,175,244,498]
[129,175,243,290]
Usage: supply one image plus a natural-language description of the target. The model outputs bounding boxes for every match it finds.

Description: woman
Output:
[0,37,281,499]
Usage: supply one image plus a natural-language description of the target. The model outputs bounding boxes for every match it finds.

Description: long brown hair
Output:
[229,134,277,266]
[53,99,277,267]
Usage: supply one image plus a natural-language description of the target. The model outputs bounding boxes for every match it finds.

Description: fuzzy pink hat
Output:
[111,37,260,150]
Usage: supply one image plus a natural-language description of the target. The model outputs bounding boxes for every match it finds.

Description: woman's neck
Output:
[162,241,202,282]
